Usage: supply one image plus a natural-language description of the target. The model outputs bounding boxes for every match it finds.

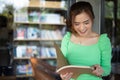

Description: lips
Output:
[79,29,87,34]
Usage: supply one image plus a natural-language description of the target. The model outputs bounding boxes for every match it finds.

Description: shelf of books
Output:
[13,0,68,79]
[14,21,66,25]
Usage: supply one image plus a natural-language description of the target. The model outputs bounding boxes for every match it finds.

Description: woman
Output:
[60,1,112,80]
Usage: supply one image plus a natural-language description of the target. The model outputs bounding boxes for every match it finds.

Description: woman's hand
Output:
[92,64,103,77]
[60,72,73,80]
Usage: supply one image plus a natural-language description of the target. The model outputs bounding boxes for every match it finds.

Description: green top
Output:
[61,32,112,80]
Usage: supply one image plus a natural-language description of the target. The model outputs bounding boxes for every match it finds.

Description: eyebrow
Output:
[74,19,89,23]
[83,19,89,23]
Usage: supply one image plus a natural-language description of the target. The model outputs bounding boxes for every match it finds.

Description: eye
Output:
[74,23,80,26]
[84,21,89,25]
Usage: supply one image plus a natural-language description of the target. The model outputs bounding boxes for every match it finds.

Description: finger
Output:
[65,72,73,79]
[92,68,103,77]
[60,73,67,79]
[92,64,99,70]
[60,73,70,80]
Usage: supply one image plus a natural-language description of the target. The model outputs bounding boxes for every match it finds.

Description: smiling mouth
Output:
[79,29,87,34]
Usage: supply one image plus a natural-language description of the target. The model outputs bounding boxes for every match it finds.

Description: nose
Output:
[79,24,86,31]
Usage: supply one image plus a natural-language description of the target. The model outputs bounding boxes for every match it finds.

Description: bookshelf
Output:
[13,0,67,79]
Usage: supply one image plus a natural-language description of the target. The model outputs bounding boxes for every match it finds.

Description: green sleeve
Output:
[61,32,71,57]
[99,34,112,76]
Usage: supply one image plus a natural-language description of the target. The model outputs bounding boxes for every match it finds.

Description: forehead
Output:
[74,12,91,22]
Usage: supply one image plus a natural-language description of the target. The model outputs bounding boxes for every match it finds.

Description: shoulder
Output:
[99,33,110,42]
[99,33,112,50]
[62,32,71,40]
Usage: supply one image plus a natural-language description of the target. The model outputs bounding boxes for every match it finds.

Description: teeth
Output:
[80,30,86,33]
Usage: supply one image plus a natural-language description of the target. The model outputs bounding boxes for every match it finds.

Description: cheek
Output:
[85,23,92,30]
[87,25,91,29]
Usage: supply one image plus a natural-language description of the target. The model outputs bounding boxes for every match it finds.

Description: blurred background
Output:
[0,0,120,80]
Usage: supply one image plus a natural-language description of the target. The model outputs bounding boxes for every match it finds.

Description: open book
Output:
[54,42,94,79]
[56,65,93,79]
[53,42,69,69]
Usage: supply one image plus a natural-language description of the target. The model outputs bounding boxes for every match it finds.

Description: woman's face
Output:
[73,12,93,37]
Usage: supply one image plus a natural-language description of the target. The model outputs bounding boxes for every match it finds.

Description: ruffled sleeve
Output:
[99,34,112,76]
[61,32,71,57]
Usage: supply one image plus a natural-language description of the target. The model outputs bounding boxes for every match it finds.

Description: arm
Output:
[60,32,73,80]
[61,32,71,57]
[99,34,112,76]
[92,34,112,77]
